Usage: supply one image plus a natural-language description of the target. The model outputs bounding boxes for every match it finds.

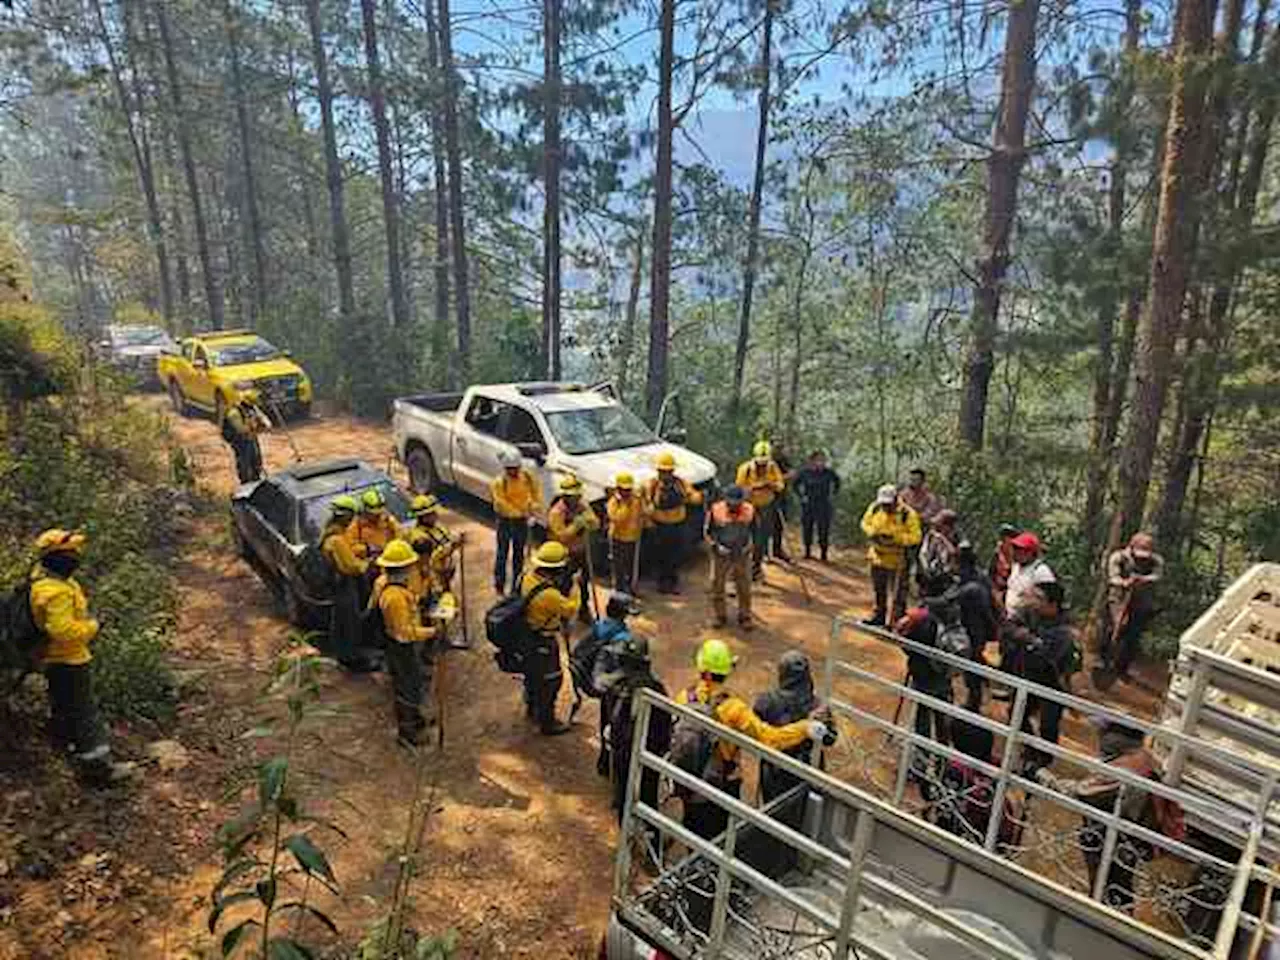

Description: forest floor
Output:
[0,399,1168,959]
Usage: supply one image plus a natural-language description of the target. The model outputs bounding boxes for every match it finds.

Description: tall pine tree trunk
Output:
[956,0,1040,448]
[423,0,451,381]
[360,0,409,331]
[155,0,224,330]
[305,0,357,331]
[224,0,267,322]
[645,0,676,422]
[542,0,563,379]
[729,0,776,419]
[437,0,472,381]
[1114,0,1215,533]
[617,227,644,400]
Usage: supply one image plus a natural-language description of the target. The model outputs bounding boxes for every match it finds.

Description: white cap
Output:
[497,449,521,468]
[876,484,897,505]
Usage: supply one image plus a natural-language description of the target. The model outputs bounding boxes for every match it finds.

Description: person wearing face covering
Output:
[753,651,836,803]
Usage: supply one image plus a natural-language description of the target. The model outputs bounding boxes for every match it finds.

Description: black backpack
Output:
[484,582,552,674]
[301,540,338,598]
[220,413,238,444]
[1,583,42,675]
[669,687,731,794]
[654,477,684,511]
[568,619,627,699]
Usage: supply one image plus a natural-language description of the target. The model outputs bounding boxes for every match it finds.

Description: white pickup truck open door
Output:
[654,390,688,445]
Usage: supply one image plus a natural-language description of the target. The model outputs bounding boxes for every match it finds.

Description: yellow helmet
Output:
[656,451,676,471]
[362,488,386,510]
[411,493,441,515]
[533,541,569,569]
[752,440,772,460]
[35,528,87,557]
[376,539,419,568]
[696,638,737,676]
[614,472,635,491]
[559,474,584,495]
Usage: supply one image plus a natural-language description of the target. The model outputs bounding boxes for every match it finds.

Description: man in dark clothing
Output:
[753,651,834,803]
[894,599,955,749]
[952,542,997,710]
[603,635,672,827]
[794,450,841,561]
[770,441,794,562]
[1004,581,1074,773]
[1103,532,1164,682]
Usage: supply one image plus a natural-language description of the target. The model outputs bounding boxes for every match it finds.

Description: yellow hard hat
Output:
[35,528,87,557]
[696,638,737,676]
[411,493,441,515]
[559,474,584,495]
[376,539,419,568]
[614,472,635,490]
[656,452,676,471]
[362,488,386,510]
[533,541,569,569]
[752,440,772,460]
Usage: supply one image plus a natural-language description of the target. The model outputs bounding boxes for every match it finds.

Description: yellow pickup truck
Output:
[158,330,313,423]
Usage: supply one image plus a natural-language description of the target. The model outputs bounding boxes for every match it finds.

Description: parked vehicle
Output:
[230,458,411,625]
[392,381,716,539]
[97,323,178,389]
[158,329,313,424]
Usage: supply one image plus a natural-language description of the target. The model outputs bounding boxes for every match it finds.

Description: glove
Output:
[807,720,832,743]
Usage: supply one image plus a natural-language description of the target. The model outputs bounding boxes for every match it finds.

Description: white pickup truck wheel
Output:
[406,445,438,493]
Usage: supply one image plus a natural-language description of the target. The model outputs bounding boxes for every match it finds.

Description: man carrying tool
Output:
[519,541,580,735]
[548,473,600,623]
[1103,532,1164,684]
[353,487,399,560]
[369,539,437,749]
[222,395,271,484]
[735,441,786,581]
[860,484,922,626]
[707,485,756,630]
[606,472,645,595]
[794,449,840,562]
[644,452,702,595]
[490,449,541,595]
[321,495,377,673]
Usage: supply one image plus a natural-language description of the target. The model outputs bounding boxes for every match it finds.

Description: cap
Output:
[1011,532,1041,552]
[498,449,521,468]
[411,493,441,514]
[377,539,419,568]
[752,440,772,460]
[614,472,635,491]
[876,484,897,505]
[35,528,87,557]
[533,541,569,568]
[558,474,584,495]
[656,451,676,471]
[725,485,746,504]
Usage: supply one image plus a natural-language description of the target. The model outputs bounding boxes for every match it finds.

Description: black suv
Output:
[231,458,412,625]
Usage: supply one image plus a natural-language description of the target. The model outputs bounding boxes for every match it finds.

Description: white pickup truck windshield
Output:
[543,404,656,455]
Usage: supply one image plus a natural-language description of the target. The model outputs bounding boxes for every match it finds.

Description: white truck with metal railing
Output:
[604,609,1280,960]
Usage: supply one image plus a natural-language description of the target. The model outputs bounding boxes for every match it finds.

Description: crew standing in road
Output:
[860,485,922,626]
[370,539,438,749]
[1104,533,1164,683]
[490,449,541,595]
[794,449,840,562]
[520,542,580,735]
[223,396,270,484]
[548,473,600,623]
[606,473,645,595]
[644,452,703,595]
[735,441,786,581]
[353,488,399,560]
[320,495,375,673]
[706,486,755,630]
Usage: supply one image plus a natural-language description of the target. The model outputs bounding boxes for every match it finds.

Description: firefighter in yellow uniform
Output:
[224,397,270,484]
[28,529,130,785]
[520,542,580,735]
[490,449,542,593]
[735,441,786,580]
[860,484,922,625]
[548,474,600,622]
[370,539,437,749]
[320,495,376,672]
[353,487,399,559]
[675,639,830,839]
[407,494,461,603]
[606,472,646,595]
[644,452,703,594]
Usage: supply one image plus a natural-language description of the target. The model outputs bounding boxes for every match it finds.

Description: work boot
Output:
[596,748,611,778]
[804,548,813,560]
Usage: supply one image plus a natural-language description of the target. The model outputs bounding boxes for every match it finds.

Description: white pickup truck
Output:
[391,381,718,531]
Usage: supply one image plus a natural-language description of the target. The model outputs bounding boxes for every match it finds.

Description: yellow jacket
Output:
[353,511,400,555]
[645,475,702,526]
[860,501,922,571]
[607,492,646,543]
[409,523,455,594]
[520,569,579,636]
[321,523,368,578]
[735,460,786,509]
[548,500,600,553]
[491,470,541,519]
[371,579,435,644]
[677,678,811,777]
[225,405,267,439]
[29,567,99,667]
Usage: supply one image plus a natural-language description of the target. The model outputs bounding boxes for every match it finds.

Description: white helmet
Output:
[497,449,521,468]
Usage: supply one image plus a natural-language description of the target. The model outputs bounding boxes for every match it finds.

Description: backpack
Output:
[568,619,627,700]
[935,619,971,658]
[669,687,731,795]
[654,477,684,512]
[484,582,552,674]
[1,584,41,675]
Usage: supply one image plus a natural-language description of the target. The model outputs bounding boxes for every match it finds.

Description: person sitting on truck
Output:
[644,451,703,595]
[600,634,672,828]
[321,495,376,673]
[223,396,270,485]
[407,493,460,603]
[706,486,756,630]
[1036,719,1184,916]
[369,539,438,750]
[753,651,836,804]
[548,473,600,623]
[673,638,829,840]
[354,488,399,559]
[520,541,580,736]
[606,473,645,595]
[1103,532,1164,683]
[490,449,541,595]
[735,441,786,581]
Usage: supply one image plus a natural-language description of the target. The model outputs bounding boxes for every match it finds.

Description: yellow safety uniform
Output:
[677,679,811,775]
[735,459,786,510]
[606,492,646,544]
[29,567,99,667]
[548,499,600,553]
[645,475,702,526]
[860,501,922,571]
[353,511,400,556]
[371,579,435,644]
[321,523,368,577]
[491,470,542,519]
[519,569,580,634]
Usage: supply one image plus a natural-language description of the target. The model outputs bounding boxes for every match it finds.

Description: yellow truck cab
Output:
[159,330,312,423]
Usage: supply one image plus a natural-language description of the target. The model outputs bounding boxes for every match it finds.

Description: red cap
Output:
[1011,532,1041,552]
